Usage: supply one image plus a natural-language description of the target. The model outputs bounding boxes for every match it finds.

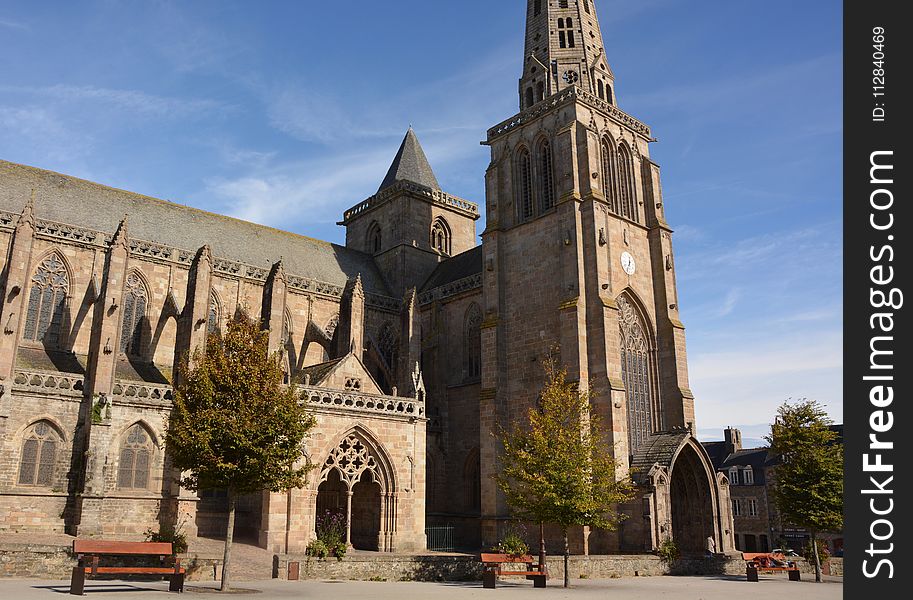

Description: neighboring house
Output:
[705,427,844,556]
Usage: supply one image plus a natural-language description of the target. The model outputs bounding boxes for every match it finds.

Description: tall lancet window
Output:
[207,292,221,336]
[618,295,657,455]
[601,137,620,215]
[537,139,555,212]
[517,147,533,222]
[23,253,69,348]
[463,303,482,381]
[617,144,638,222]
[120,272,148,355]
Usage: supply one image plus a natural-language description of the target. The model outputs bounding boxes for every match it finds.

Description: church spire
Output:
[377,128,441,193]
[520,0,616,110]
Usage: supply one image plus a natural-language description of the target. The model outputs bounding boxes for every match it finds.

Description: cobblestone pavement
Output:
[0,575,842,599]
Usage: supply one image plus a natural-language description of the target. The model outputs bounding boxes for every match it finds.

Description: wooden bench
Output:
[480,553,546,589]
[70,540,186,595]
[743,552,800,582]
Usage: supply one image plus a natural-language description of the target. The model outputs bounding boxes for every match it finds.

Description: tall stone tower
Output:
[478,0,734,555]
[341,128,480,299]
[519,0,616,109]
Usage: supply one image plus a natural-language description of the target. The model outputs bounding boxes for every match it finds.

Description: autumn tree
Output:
[766,399,843,583]
[165,313,316,591]
[496,358,635,588]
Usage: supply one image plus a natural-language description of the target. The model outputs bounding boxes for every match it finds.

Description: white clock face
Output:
[621,252,636,275]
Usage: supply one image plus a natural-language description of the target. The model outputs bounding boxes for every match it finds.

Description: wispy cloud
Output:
[0,18,29,31]
[0,84,230,118]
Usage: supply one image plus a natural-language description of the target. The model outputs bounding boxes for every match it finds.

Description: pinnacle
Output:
[377,128,441,193]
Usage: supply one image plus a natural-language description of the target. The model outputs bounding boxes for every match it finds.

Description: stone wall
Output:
[0,542,221,581]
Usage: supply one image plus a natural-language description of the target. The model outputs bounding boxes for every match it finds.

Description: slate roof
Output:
[703,443,777,486]
[377,128,441,193]
[421,245,482,292]
[0,160,391,296]
[629,430,691,484]
[299,358,344,385]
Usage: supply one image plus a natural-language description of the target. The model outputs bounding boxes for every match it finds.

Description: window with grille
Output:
[17,421,60,487]
[618,295,657,456]
[23,253,69,347]
[732,498,742,517]
[743,467,754,485]
[120,272,148,355]
[748,499,758,517]
[537,139,555,212]
[117,424,154,490]
[557,17,576,49]
[463,303,482,381]
[729,467,740,485]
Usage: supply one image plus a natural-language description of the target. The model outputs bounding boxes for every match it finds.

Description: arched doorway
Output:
[670,444,715,554]
[315,431,394,551]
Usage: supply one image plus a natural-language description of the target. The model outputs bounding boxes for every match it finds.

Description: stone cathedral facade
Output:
[0,0,733,555]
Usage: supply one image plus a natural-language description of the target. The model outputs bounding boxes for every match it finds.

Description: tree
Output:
[495,358,635,588]
[165,312,316,591]
[766,399,843,583]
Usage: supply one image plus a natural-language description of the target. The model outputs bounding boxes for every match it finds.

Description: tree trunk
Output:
[811,531,821,583]
[221,491,236,592]
[563,528,569,588]
[539,522,547,580]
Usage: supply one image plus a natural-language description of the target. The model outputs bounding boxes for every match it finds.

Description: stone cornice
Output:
[486,86,652,143]
[340,180,480,224]
[1,211,400,309]
[417,273,482,306]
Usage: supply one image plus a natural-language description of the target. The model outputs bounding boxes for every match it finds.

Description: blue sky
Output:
[0,0,842,447]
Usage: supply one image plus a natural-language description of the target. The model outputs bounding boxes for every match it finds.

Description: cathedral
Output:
[0,0,734,556]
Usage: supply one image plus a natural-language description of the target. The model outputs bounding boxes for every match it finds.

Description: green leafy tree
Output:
[496,357,635,588]
[766,399,843,583]
[165,313,316,591]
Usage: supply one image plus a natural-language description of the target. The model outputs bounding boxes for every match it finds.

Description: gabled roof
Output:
[377,128,441,193]
[298,352,383,396]
[0,160,391,297]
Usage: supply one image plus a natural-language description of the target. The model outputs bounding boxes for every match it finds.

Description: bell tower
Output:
[476,0,729,554]
[520,0,616,109]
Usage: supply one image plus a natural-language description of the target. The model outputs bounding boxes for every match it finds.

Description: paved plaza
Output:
[0,575,843,599]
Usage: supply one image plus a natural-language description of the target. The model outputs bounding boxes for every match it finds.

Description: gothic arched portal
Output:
[669,444,715,554]
[315,430,396,552]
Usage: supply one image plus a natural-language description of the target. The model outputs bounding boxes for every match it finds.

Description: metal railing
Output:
[425,525,455,552]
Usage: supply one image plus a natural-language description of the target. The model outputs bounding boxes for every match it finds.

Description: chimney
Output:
[724,427,742,455]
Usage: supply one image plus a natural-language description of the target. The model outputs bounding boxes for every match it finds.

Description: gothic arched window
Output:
[367,222,382,254]
[117,424,155,490]
[120,272,148,355]
[525,87,535,109]
[430,218,451,255]
[617,144,638,222]
[601,137,620,215]
[618,295,657,455]
[207,292,221,336]
[377,322,398,371]
[463,303,482,381]
[23,253,69,347]
[537,139,555,213]
[17,421,61,487]
[516,147,533,222]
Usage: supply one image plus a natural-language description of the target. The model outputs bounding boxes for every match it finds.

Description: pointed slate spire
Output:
[378,128,441,192]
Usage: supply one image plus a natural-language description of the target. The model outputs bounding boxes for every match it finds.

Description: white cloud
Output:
[690,330,843,429]
[0,18,28,31]
[0,84,229,118]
